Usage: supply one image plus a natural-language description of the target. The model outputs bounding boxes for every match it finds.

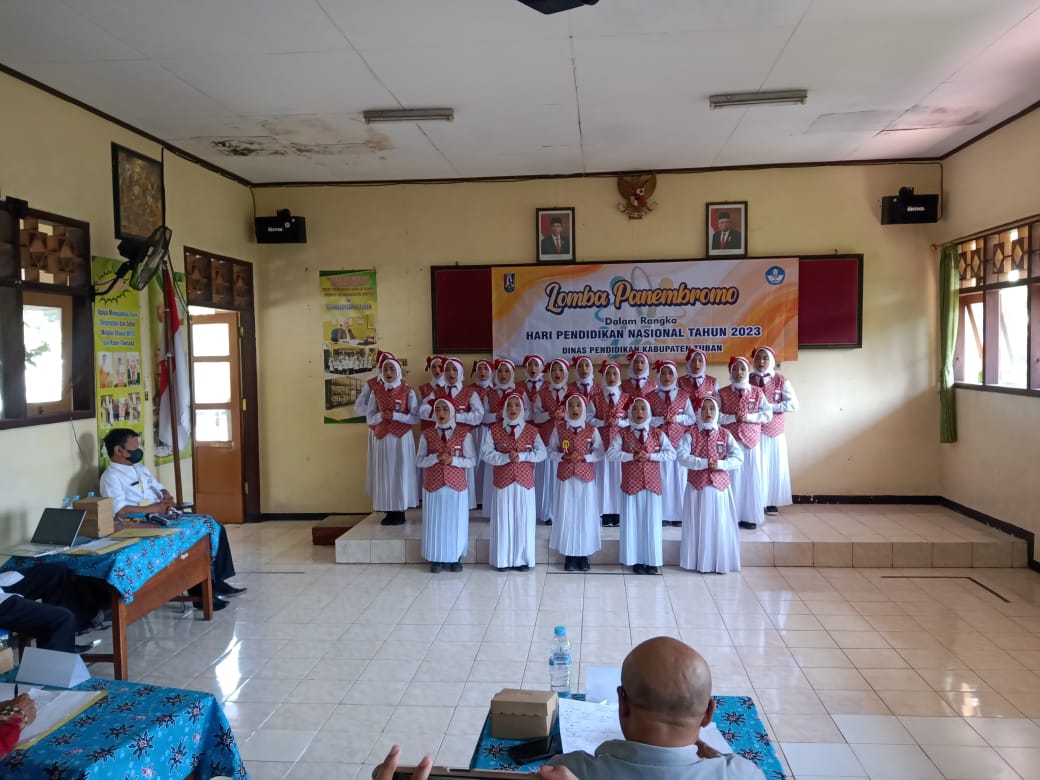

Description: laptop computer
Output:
[5,508,86,557]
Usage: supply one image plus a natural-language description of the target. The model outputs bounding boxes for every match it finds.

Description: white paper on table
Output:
[0,683,105,748]
[558,697,732,756]
[584,666,621,705]
[71,538,125,552]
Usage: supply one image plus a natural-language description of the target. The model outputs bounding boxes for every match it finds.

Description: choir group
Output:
[354,347,798,575]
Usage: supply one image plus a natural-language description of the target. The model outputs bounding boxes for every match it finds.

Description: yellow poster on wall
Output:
[91,256,144,471]
[321,269,378,423]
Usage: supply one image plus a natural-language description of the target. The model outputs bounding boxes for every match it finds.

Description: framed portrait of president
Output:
[536,207,575,262]
[706,201,747,258]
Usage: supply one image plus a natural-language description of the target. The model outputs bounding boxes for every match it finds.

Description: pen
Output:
[14,683,19,697]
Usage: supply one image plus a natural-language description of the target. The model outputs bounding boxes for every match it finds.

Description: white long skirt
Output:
[534,457,555,522]
[759,433,793,507]
[729,441,765,526]
[619,491,663,566]
[370,432,418,511]
[595,460,622,515]
[550,477,601,557]
[488,483,537,568]
[660,459,686,522]
[421,487,469,563]
[680,484,741,573]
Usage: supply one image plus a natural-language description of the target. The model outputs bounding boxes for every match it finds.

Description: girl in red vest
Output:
[364,357,419,526]
[418,355,447,431]
[468,359,494,510]
[750,346,798,516]
[355,350,396,501]
[590,360,629,528]
[676,396,743,573]
[606,396,676,574]
[548,392,605,572]
[718,356,772,529]
[649,359,695,527]
[568,356,596,397]
[533,358,570,526]
[620,349,656,397]
[480,392,547,571]
[480,358,523,518]
[416,399,476,573]
[678,347,719,403]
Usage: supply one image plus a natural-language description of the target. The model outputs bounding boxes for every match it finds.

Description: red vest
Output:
[468,383,492,412]
[421,426,470,492]
[590,387,631,448]
[370,383,414,439]
[753,374,787,437]
[621,377,656,398]
[568,380,596,398]
[687,427,732,491]
[718,385,766,449]
[489,423,539,489]
[523,379,543,405]
[648,387,691,446]
[679,374,718,402]
[485,388,509,420]
[554,422,596,482]
[537,385,568,444]
[430,385,478,417]
[617,427,663,496]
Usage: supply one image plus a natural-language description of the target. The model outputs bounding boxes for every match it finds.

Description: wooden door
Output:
[190,312,244,523]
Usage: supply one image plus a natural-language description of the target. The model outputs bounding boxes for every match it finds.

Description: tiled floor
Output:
[82,512,1040,779]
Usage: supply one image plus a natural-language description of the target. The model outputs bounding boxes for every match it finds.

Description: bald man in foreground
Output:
[546,637,764,779]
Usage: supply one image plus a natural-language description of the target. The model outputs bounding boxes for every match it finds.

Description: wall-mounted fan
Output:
[516,0,598,13]
[93,224,172,298]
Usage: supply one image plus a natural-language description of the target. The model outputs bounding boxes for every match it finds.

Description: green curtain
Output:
[938,244,959,443]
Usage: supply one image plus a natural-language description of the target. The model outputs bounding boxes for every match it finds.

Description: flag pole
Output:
[162,264,184,505]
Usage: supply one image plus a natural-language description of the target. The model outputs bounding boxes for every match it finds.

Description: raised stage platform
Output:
[333,503,1028,569]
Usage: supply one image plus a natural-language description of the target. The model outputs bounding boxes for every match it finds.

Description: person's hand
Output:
[538,766,580,780]
[372,744,431,780]
[635,450,649,462]
[0,693,36,727]
[382,409,395,421]
[553,407,564,420]
[508,451,520,463]
[736,411,746,422]
[437,452,453,465]
[708,458,718,470]
[696,739,721,759]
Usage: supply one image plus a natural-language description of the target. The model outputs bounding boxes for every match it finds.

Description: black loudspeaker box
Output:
[881,194,940,224]
[255,215,307,243]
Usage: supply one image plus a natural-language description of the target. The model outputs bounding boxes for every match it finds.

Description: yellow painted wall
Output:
[0,71,253,544]
[255,163,943,514]
[940,108,1040,553]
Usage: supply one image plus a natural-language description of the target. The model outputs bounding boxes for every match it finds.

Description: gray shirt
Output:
[548,740,765,780]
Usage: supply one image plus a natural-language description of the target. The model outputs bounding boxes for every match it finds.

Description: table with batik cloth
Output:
[0,675,248,779]
[2,515,222,680]
[470,694,787,779]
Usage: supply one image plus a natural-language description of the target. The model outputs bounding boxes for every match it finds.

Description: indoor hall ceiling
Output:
[2,0,1040,184]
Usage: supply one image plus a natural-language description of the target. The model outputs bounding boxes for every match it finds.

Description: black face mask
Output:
[127,449,144,464]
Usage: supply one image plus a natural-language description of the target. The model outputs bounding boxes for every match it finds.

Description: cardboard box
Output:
[490,688,558,739]
[74,496,114,537]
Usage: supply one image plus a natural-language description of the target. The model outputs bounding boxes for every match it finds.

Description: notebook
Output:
[5,508,86,557]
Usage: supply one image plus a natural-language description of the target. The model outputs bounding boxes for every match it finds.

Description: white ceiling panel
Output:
[1,0,1038,183]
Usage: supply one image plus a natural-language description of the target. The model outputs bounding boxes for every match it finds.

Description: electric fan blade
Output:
[128,225,172,290]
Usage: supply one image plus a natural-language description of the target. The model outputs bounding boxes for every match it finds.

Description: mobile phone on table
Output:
[507,733,562,766]
[391,769,532,779]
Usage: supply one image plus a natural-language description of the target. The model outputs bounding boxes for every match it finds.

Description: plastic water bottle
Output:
[549,626,572,697]
[87,491,95,498]
[61,497,73,509]
[72,495,81,503]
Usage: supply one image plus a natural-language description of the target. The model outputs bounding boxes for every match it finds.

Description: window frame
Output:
[953,216,1039,396]
[0,198,95,429]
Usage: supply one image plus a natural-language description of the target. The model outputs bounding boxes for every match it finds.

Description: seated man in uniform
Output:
[100,428,246,612]
[0,562,110,654]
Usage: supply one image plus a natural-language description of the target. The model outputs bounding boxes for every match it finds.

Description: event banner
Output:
[148,270,192,465]
[321,269,378,423]
[92,256,144,470]
[492,258,799,364]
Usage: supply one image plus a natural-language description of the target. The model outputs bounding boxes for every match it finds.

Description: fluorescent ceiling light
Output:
[709,90,808,109]
[363,108,454,123]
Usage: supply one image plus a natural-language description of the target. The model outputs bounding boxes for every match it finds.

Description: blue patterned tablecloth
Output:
[0,676,248,779]
[1,516,221,603]
[470,694,786,779]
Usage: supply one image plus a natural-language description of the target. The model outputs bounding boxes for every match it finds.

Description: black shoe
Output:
[564,556,577,572]
[579,556,590,572]
[74,639,101,654]
[601,516,611,527]
[611,515,621,527]
[381,511,406,526]
[671,520,683,527]
[193,597,229,611]
[765,505,779,516]
[497,567,509,572]
[738,521,758,530]
[450,562,463,573]
[430,562,444,573]
[645,565,660,575]
[544,518,552,526]
[632,564,646,574]
[476,504,483,510]
[214,581,247,596]
[514,565,530,572]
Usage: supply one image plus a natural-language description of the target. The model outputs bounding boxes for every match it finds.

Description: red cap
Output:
[599,359,620,375]
[493,357,516,372]
[729,356,751,371]
[376,350,396,368]
[471,359,492,377]
[426,355,446,370]
[750,345,775,360]
[522,354,545,368]
[685,347,706,363]
[653,359,677,373]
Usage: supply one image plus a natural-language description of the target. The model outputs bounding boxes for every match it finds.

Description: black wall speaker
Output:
[881,190,940,224]
[255,210,307,243]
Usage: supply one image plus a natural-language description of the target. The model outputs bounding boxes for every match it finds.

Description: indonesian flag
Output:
[158,266,192,451]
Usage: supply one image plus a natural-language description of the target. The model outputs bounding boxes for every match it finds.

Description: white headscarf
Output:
[494,359,516,393]
[548,358,569,391]
[685,348,707,379]
[381,358,403,390]
[627,397,652,432]
[728,356,751,391]
[696,396,720,431]
[472,359,493,388]
[433,398,456,431]
[501,391,527,434]
[443,357,465,393]
[751,346,776,379]
[601,360,622,402]
[655,360,678,392]
[564,392,587,429]
[627,350,650,380]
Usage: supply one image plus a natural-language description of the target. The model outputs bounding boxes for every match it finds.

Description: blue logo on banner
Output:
[503,273,515,293]
[765,266,786,285]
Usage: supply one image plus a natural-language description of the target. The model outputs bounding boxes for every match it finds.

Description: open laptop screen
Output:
[31,508,86,546]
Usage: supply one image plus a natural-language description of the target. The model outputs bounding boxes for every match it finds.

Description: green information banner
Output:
[92,256,144,470]
[321,269,378,424]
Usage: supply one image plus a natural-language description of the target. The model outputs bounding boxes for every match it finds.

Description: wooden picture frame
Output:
[706,201,747,258]
[536,207,575,262]
[112,143,164,241]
